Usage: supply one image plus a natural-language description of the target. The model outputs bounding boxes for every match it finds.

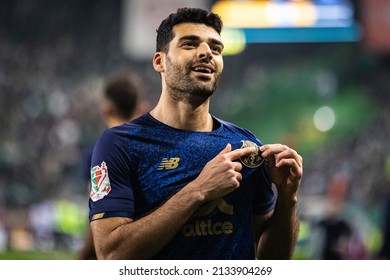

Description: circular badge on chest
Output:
[239,140,264,168]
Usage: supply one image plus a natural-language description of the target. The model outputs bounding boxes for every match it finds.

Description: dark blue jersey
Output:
[89,113,276,259]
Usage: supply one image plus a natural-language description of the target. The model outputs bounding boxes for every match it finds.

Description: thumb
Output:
[219,143,232,154]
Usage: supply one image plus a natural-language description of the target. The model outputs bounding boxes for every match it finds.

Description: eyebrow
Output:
[179,35,224,49]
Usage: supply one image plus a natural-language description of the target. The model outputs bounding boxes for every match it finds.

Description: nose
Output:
[197,42,212,61]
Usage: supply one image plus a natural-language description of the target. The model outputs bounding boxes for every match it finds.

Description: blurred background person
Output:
[378,155,390,259]
[378,193,390,259]
[77,73,150,260]
[315,173,354,259]
[311,172,368,260]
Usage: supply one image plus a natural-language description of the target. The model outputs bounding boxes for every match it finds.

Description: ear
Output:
[153,52,164,73]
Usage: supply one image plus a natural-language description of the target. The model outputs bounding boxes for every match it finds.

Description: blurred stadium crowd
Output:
[1,0,390,259]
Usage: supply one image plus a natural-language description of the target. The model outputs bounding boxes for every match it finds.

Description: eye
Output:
[181,41,197,48]
[211,45,222,54]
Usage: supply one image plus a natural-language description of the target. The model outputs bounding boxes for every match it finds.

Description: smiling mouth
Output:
[191,66,214,74]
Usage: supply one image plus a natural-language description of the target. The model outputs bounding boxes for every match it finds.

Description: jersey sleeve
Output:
[247,136,276,215]
[89,128,135,221]
[252,160,276,215]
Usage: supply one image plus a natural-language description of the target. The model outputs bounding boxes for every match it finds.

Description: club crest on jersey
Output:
[239,140,264,168]
[90,161,111,202]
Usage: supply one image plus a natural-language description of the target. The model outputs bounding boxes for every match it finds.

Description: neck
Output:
[150,92,213,132]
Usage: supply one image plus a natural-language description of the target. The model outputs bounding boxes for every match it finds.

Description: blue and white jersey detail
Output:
[89,113,276,259]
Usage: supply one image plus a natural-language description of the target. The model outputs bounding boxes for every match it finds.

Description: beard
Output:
[164,55,221,105]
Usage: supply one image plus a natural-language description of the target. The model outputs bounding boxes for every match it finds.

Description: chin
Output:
[191,87,215,99]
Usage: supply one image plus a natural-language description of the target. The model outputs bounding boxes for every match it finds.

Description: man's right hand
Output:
[189,143,256,201]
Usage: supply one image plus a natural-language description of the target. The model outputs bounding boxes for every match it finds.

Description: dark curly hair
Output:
[156,7,223,53]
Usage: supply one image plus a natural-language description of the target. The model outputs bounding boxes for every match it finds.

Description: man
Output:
[77,74,149,259]
[89,7,303,260]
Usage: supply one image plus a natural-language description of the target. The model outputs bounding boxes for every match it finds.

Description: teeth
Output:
[194,67,211,73]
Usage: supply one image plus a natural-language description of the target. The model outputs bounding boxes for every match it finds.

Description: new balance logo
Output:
[158,157,180,170]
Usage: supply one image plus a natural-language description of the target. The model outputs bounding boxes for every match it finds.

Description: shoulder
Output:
[215,116,249,132]
[93,113,157,158]
[215,116,260,141]
[97,113,156,142]
[129,112,157,127]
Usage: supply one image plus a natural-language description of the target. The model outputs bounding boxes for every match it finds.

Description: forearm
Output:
[256,194,299,260]
[92,182,205,259]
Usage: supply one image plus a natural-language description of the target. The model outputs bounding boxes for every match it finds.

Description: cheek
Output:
[217,59,224,73]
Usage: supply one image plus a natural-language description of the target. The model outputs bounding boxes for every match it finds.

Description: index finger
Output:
[259,144,288,157]
[227,146,256,161]
[260,144,303,166]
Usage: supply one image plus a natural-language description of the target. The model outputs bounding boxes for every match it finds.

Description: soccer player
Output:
[77,74,149,259]
[89,7,303,259]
